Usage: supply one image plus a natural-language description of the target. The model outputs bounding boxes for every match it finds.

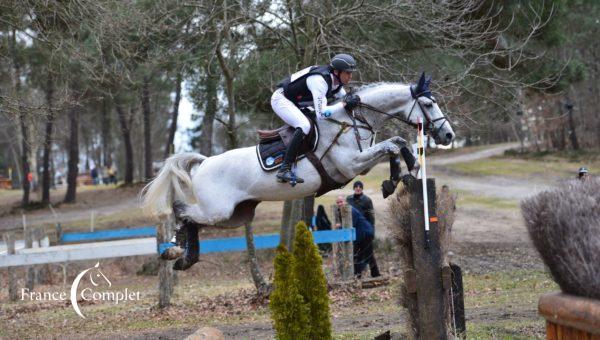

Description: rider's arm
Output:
[335,86,347,99]
[306,75,344,119]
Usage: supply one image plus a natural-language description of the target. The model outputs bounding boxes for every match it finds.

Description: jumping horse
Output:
[142,73,455,270]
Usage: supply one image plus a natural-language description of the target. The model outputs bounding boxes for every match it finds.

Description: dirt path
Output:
[430,142,520,166]
[104,310,404,340]
[341,142,555,245]
[0,185,142,231]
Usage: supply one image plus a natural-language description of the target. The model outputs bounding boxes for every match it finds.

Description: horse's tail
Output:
[141,153,207,218]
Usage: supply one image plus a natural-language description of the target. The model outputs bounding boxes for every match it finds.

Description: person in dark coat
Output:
[346,181,380,277]
[312,204,332,253]
[335,196,375,278]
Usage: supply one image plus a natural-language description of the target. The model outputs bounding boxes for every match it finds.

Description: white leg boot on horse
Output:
[142,77,455,271]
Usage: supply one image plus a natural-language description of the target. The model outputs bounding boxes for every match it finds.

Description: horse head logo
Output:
[70,262,111,318]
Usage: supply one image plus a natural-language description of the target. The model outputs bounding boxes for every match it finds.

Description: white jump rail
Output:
[0,237,156,267]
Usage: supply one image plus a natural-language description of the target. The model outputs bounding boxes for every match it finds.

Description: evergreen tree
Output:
[269,245,310,340]
[293,221,333,340]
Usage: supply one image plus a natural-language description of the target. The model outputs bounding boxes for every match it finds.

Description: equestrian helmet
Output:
[330,54,357,72]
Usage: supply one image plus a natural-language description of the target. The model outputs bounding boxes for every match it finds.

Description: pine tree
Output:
[293,221,333,340]
[269,245,310,340]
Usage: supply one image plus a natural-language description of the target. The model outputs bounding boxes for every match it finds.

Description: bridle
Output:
[356,91,450,138]
[316,90,450,160]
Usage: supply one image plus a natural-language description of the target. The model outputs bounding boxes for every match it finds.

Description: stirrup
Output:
[277,169,304,186]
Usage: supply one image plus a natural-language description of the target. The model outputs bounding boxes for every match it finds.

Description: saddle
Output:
[256,110,352,196]
[255,120,319,171]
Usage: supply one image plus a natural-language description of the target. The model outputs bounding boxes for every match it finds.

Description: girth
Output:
[304,152,351,197]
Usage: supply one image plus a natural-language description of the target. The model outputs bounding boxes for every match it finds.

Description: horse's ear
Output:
[416,72,426,92]
[425,75,432,89]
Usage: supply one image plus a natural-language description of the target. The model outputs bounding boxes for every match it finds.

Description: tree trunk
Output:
[142,76,153,181]
[565,91,580,150]
[42,73,55,204]
[101,97,112,167]
[114,100,134,184]
[19,108,30,207]
[280,200,292,248]
[282,199,304,250]
[303,195,315,226]
[215,39,237,150]
[244,222,270,296]
[11,29,30,207]
[200,66,217,156]
[64,89,80,203]
[164,72,182,158]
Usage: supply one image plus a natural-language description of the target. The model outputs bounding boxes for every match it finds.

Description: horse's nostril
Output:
[446,132,453,140]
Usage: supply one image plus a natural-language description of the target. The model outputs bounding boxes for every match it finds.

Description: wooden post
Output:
[3,233,18,301]
[56,223,63,244]
[406,177,450,339]
[25,227,35,290]
[331,204,354,281]
[157,214,176,309]
[36,228,51,284]
[450,263,466,337]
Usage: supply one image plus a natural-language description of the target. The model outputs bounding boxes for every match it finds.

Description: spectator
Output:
[101,166,109,185]
[578,167,589,181]
[90,167,99,185]
[108,166,117,184]
[335,195,376,278]
[311,205,332,254]
[346,181,380,277]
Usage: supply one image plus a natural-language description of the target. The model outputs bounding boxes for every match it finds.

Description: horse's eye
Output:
[425,102,433,108]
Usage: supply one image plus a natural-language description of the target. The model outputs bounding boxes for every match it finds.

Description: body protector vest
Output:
[277,65,343,108]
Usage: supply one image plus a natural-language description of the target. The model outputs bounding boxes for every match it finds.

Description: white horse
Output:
[142,73,454,269]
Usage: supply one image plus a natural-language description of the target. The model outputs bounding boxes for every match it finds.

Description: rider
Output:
[271,53,361,184]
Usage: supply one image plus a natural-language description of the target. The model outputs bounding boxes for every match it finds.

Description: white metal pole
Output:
[417,117,430,248]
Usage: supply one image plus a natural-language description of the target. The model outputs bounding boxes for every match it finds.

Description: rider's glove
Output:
[344,94,361,111]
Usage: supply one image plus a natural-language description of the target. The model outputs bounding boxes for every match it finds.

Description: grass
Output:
[464,270,557,309]
[467,319,545,339]
[455,189,519,210]
[448,149,600,179]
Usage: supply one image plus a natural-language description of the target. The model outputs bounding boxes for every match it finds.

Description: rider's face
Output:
[339,70,353,85]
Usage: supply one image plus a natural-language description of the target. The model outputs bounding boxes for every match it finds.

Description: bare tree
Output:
[64,86,80,203]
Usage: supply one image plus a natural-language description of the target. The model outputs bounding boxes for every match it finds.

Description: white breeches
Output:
[271,88,311,134]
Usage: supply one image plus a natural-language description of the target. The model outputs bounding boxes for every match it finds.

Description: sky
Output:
[173,81,195,153]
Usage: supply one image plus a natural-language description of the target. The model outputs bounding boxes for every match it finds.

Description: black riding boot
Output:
[276,128,306,185]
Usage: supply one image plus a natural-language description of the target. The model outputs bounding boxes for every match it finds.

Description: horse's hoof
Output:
[161,246,185,260]
[173,256,198,271]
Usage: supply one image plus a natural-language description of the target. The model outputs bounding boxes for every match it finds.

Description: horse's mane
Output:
[354,82,410,95]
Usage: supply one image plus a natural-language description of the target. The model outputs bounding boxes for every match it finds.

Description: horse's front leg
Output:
[340,139,401,178]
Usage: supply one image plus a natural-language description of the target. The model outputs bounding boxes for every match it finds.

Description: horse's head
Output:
[409,72,455,146]
[356,73,455,146]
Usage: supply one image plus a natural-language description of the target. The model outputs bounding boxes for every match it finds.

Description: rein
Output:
[357,96,450,138]
[314,91,450,163]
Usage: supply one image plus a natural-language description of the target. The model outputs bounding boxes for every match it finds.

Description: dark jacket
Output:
[346,194,375,227]
[351,206,374,243]
[277,65,343,107]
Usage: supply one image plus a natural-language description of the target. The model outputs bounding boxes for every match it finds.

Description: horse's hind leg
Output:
[163,201,200,271]
[173,222,200,271]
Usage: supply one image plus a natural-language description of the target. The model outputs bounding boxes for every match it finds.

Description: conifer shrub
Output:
[269,244,310,340]
[293,221,332,340]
